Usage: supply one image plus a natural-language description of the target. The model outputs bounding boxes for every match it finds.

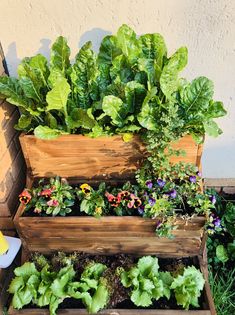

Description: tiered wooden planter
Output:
[10,133,216,314]
[14,134,205,256]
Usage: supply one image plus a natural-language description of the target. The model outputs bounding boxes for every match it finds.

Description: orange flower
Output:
[19,190,32,205]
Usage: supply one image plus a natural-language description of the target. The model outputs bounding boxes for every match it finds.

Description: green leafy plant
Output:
[120,256,173,307]
[68,262,110,314]
[19,176,75,216]
[170,266,205,309]
[0,25,226,141]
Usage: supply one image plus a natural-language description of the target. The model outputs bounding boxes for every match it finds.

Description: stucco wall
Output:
[0,0,234,178]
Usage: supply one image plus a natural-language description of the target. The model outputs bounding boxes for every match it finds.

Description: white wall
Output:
[0,0,234,178]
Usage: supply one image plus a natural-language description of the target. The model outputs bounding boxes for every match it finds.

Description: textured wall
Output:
[0,0,234,178]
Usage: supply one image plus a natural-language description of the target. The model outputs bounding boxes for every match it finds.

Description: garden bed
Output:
[7,252,216,315]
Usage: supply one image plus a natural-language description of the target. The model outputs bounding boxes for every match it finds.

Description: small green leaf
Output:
[216,245,229,263]
[102,95,125,126]
[203,120,222,137]
[34,126,67,139]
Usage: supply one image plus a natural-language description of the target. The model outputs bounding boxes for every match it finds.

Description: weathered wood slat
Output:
[8,308,211,315]
[19,134,203,179]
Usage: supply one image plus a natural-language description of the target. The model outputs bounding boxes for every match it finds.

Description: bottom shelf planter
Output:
[8,251,216,315]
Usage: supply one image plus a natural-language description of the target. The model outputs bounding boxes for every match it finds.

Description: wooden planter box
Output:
[19,134,203,181]
[8,248,216,315]
[14,197,206,256]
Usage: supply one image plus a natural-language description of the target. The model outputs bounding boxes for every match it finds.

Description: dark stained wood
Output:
[19,134,203,180]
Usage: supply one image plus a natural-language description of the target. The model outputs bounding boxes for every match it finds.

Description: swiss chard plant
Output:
[0,25,226,142]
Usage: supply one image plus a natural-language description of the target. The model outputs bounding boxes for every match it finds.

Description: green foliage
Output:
[0,25,226,142]
[170,266,205,310]
[120,256,172,307]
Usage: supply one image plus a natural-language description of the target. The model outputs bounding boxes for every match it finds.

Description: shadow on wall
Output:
[37,38,51,59]
[78,28,112,52]
[5,42,21,77]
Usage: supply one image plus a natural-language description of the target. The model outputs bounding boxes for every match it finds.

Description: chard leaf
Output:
[67,108,95,130]
[124,81,146,113]
[180,77,214,112]
[138,33,167,86]
[15,114,32,130]
[102,95,126,126]
[137,87,157,130]
[19,77,43,102]
[46,77,71,113]
[49,36,71,87]
[116,24,141,64]
[0,76,37,115]
[160,47,188,99]
[203,120,222,137]
[29,54,49,87]
[207,101,227,118]
[71,41,99,109]
[34,126,67,139]
[98,35,122,66]
[110,55,134,83]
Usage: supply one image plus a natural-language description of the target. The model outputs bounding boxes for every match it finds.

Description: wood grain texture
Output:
[19,134,203,180]
[14,200,205,256]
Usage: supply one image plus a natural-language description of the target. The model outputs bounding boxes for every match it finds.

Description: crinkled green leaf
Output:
[14,263,39,281]
[159,271,173,300]
[19,77,43,102]
[67,108,95,130]
[131,289,152,307]
[34,126,67,139]
[160,47,188,99]
[49,295,60,315]
[137,256,159,276]
[124,81,146,113]
[8,277,24,294]
[15,114,32,130]
[180,77,214,112]
[137,87,157,130]
[71,41,99,109]
[88,283,109,314]
[49,36,70,87]
[98,35,122,66]
[46,77,71,113]
[116,24,141,65]
[102,95,126,126]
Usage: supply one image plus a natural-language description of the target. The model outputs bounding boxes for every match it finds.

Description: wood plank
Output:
[19,134,203,179]
[0,217,15,230]
[8,308,211,315]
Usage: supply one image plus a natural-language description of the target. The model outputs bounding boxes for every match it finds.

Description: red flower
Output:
[19,190,32,205]
[105,192,121,207]
[40,189,52,198]
[47,199,59,207]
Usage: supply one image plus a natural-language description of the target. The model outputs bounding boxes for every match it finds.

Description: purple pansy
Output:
[168,189,177,199]
[156,220,162,229]
[197,171,202,177]
[148,197,156,206]
[146,180,153,189]
[157,179,166,187]
[189,175,197,183]
[210,195,216,205]
[213,218,221,228]
[138,205,145,215]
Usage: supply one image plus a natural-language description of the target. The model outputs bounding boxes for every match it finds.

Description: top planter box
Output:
[19,134,203,180]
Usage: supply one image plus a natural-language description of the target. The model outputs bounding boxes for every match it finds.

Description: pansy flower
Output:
[157,179,166,188]
[40,189,52,198]
[210,195,216,205]
[80,183,91,195]
[189,176,196,183]
[167,189,177,199]
[127,194,142,208]
[148,197,156,206]
[19,190,32,205]
[118,191,130,200]
[145,180,153,189]
[105,192,121,207]
[34,208,42,214]
[47,199,59,207]
[138,205,145,215]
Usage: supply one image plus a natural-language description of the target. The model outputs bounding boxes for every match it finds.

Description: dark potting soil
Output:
[27,253,205,311]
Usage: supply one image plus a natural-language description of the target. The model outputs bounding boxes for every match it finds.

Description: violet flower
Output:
[213,218,221,228]
[146,180,153,189]
[148,197,156,206]
[138,205,145,215]
[197,171,202,177]
[210,195,216,205]
[168,189,177,199]
[157,179,166,187]
[189,176,196,183]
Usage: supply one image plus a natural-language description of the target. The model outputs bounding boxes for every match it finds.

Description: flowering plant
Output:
[19,177,75,216]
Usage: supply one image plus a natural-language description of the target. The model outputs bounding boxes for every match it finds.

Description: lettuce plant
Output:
[68,262,110,314]
[170,266,205,309]
[120,256,173,307]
